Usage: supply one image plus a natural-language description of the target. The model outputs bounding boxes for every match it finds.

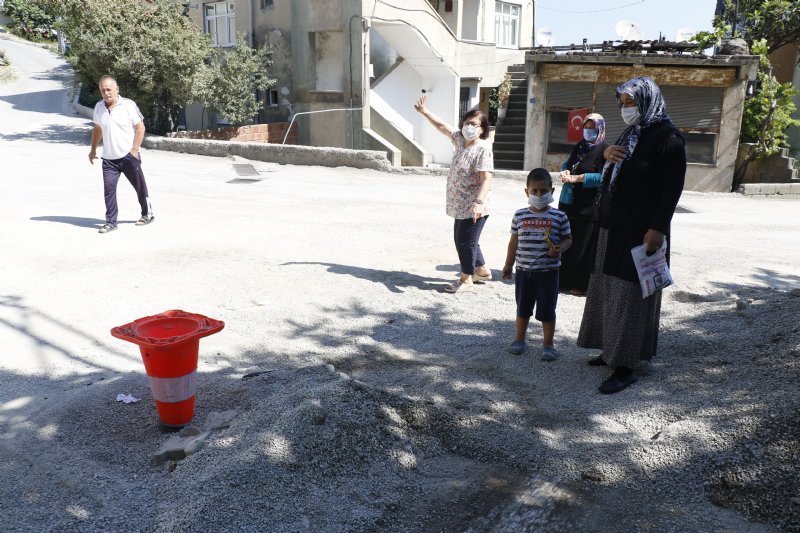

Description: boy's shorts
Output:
[514,268,559,321]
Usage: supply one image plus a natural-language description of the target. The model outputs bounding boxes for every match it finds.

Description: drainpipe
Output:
[248,0,254,47]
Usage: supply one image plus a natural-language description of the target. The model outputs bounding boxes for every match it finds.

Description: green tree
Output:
[723,0,800,56]
[197,36,275,126]
[732,39,800,190]
[38,0,274,133]
[46,0,211,133]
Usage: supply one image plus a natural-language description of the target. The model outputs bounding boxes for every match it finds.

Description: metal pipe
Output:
[248,0,254,47]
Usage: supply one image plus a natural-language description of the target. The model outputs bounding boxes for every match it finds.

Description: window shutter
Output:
[545,82,593,109]
[661,86,723,130]
[595,83,626,143]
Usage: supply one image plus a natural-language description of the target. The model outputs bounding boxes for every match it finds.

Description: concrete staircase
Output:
[492,64,527,171]
[739,146,799,183]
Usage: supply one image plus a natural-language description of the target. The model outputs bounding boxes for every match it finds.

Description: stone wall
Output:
[168,123,299,145]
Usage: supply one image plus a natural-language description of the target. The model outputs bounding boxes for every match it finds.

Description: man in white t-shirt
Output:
[89,75,154,234]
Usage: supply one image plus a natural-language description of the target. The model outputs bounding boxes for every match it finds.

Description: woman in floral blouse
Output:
[414,95,494,293]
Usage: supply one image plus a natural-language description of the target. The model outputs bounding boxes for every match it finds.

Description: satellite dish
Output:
[615,20,643,40]
[675,27,696,42]
[536,27,556,47]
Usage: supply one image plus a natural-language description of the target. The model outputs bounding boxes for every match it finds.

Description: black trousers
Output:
[102,153,152,224]
[453,216,488,275]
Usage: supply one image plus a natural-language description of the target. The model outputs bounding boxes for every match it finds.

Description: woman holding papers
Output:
[576,77,686,394]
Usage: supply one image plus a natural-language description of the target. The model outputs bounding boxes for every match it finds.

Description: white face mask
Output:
[528,192,553,209]
[462,124,480,141]
[621,106,641,126]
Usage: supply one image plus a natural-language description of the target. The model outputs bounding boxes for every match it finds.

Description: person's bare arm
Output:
[502,234,519,280]
[414,95,455,138]
[130,121,145,159]
[88,124,102,164]
[472,171,492,222]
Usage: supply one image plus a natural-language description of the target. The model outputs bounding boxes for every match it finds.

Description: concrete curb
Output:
[143,136,394,171]
[737,182,800,195]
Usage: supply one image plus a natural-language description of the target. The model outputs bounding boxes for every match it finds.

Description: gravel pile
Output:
[3,280,798,532]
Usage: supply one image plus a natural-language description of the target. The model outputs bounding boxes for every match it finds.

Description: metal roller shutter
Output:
[545,82,593,109]
[595,83,627,143]
[660,86,723,130]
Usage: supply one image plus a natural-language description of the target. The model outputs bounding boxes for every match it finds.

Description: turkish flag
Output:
[566,108,588,143]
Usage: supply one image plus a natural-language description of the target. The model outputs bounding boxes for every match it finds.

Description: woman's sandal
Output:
[444,280,474,293]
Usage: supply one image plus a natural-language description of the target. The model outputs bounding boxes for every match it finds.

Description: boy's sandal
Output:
[508,341,527,355]
[135,216,155,226]
[541,346,561,361]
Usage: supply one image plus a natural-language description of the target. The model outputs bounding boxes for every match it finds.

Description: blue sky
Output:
[534,0,718,46]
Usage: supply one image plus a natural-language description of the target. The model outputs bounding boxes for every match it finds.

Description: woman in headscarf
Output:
[558,113,607,296]
[577,77,686,394]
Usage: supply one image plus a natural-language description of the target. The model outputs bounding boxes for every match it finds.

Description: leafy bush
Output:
[487,74,511,125]
[2,0,55,40]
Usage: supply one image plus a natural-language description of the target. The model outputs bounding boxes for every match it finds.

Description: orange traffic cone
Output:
[111,310,224,429]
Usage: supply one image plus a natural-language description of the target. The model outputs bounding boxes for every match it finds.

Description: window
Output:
[545,80,724,164]
[205,2,235,47]
[267,89,279,107]
[261,0,273,8]
[495,2,520,48]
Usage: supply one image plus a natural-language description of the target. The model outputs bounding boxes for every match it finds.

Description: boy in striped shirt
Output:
[502,168,573,360]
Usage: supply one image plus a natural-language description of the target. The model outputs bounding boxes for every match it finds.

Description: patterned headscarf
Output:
[576,112,606,157]
[569,113,606,171]
[603,77,671,188]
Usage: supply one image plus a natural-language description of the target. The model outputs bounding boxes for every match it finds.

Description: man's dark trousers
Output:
[102,153,152,225]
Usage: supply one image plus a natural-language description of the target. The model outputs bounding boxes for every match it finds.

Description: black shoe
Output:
[136,215,155,226]
[587,356,607,366]
[98,223,117,234]
[598,367,636,394]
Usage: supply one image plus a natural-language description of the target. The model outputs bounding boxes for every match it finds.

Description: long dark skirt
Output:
[558,202,598,293]
[577,229,662,368]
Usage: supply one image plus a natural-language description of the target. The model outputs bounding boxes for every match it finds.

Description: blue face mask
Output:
[583,128,598,142]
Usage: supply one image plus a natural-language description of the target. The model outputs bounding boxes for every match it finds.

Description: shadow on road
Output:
[0,122,91,145]
[28,63,74,85]
[282,261,447,293]
[30,215,105,229]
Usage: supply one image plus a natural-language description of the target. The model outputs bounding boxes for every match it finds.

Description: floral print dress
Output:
[445,131,494,219]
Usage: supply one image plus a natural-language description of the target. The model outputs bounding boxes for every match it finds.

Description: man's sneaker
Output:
[135,215,155,226]
[541,346,561,362]
[508,340,527,355]
[98,223,117,234]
